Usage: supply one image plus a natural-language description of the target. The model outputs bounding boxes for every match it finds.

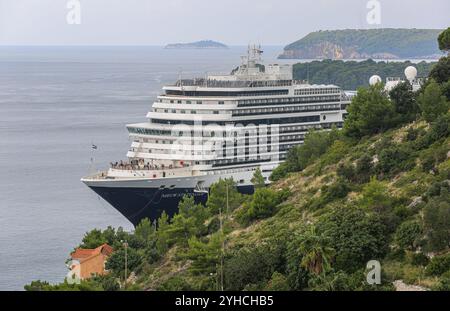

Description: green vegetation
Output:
[280,29,443,59]
[438,27,450,53]
[26,31,450,291]
[292,59,435,90]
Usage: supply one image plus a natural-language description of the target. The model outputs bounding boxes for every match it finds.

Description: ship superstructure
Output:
[82,46,351,226]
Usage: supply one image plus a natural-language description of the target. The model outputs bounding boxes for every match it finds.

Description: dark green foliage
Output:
[336,162,356,182]
[251,167,266,189]
[409,253,429,267]
[270,128,340,180]
[394,220,422,250]
[415,113,450,150]
[307,179,350,210]
[24,279,103,291]
[165,195,209,246]
[423,189,450,252]
[105,247,142,277]
[207,178,243,215]
[355,154,374,183]
[79,228,108,249]
[424,180,450,199]
[344,84,395,138]
[418,79,449,122]
[186,233,223,275]
[389,81,419,123]
[377,144,414,176]
[157,276,194,291]
[237,188,290,224]
[224,244,285,291]
[420,145,448,172]
[317,206,389,272]
[405,127,420,142]
[435,277,450,291]
[285,232,311,290]
[292,59,435,90]
[24,280,51,291]
[438,28,450,52]
[264,272,290,291]
[426,253,450,276]
[269,162,289,181]
[429,56,450,86]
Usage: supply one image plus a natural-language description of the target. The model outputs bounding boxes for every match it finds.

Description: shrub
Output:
[394,220,422,250]
[317,205,389,272]
[426,254,450,276]
[377,145,414,176]
[239,188,290,223]
[264,272,290,291]
[157,276,194,291]
[409,253,429,267]
[224,244,285,291]
[423,189,450,252]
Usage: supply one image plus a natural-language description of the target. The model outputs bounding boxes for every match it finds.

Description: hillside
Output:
[164,40,228,49]
[292,59,435,90]
[279,29,444,59]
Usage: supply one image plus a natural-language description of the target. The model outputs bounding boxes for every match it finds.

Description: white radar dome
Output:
[404,66,417,81]
[369,75,382,86]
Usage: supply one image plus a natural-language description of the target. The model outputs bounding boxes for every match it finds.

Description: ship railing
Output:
[109,161,190,171]
[173,79,300,88]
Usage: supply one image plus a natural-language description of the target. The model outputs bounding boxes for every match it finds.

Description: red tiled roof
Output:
[71,244,113,262]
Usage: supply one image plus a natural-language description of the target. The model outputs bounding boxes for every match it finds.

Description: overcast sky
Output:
[0,0,449,46]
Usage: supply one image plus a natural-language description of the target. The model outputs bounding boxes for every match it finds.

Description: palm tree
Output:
[298,225,334,275]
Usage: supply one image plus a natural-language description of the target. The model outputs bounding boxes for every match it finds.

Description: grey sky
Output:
[0,0,449,46]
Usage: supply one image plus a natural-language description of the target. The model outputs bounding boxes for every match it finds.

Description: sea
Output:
[0,46,291,290]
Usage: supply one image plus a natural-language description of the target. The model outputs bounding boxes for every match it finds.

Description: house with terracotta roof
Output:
[70,244,114,280]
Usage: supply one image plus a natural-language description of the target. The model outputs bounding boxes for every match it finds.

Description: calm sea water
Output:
[0,46,287,290]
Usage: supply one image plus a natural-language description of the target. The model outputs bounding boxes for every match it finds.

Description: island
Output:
[164,40,228,50]
[279,28,444,60]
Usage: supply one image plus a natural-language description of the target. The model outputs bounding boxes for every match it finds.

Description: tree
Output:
[423,189,450,252]
[134,218,155,244]
[248,188,281,220]
[418,79,449,122]
[438,27,450,53]
[105,247,142,277]
[344,83,395,138]
[224,244,285,291]
[287,128,340,172]
[165,196,208,246]
[251,168,265,189]
[394,220,422,250]
[429,56,450,85]
[297,226,334,275]
[156,211,170,253]
[317,205,388,272]
[186,232,223,275]
[207,178,242,215]
[389,81,419,123]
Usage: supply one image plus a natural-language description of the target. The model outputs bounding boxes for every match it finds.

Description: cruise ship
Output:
[81,46,351,226]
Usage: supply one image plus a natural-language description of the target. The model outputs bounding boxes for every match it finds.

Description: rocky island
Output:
[165,40,228,49]
[279,29,444,60]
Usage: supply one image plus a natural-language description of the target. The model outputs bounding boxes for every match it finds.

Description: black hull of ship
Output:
[89,185,254,227]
